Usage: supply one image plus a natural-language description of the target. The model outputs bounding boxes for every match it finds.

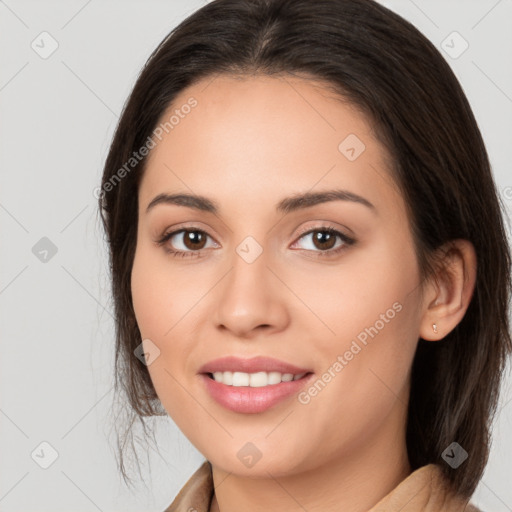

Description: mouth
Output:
[204,370,313,387]
[200,371,315,414]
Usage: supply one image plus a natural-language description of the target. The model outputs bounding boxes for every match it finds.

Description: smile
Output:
[200,371,313,414]
[208,370,308,387]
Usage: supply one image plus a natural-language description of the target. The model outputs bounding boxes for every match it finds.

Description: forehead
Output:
[139,73,399,217]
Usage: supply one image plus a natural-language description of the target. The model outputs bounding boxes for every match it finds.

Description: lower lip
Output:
[200,373,314,414]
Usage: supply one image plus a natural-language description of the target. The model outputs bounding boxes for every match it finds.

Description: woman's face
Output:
[131,74,426,476]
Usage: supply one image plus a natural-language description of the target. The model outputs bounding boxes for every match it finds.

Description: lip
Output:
[198,355,312,375]
[198,356,314,414]
[200,372,314,414]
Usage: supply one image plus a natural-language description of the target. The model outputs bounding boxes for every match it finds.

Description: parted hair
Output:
[98,0,512,497]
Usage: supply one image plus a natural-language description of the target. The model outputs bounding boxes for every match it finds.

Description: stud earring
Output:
[432,323,438,334]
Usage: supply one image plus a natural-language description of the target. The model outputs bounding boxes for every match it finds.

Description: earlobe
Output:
[419,239,477,342]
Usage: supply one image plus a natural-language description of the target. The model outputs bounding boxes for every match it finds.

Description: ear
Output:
[419,239,477,341]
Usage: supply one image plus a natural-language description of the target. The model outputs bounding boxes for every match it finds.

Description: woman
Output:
[98,0,511,510]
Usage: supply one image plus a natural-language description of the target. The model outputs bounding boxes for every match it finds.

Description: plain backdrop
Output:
[1,1,511,511]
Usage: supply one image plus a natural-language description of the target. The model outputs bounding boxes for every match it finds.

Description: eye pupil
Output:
[313,230,336,250]
[184,230,206,250]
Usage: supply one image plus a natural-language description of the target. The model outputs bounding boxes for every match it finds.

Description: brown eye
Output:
[292,226,356,258]
[310,230,337,251]
[157,228,216,257]
[179,230,208,250]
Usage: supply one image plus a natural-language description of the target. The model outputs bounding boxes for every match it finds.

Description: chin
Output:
[206,445,308,478]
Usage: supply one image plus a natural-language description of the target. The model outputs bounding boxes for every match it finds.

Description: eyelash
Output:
[156,225,356,259]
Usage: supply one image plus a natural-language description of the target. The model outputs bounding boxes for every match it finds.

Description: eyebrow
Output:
[145,189,376,215]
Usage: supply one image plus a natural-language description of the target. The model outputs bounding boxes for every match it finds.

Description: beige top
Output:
[164,460,483,512]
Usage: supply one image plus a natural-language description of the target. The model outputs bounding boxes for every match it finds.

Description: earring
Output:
[432,323,438,334]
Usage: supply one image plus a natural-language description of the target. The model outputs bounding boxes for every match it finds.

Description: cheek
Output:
[317,241,419,348]
[130,242,205,408]
[292,286,420,465]
[131,241,183,340]
[311,235,422,398]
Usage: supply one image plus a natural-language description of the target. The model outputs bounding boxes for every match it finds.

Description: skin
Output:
[131,74,476,512]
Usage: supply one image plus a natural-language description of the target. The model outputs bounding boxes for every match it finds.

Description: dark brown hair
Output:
[98,0,512,497]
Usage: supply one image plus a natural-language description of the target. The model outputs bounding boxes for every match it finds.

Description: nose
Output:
[212,247,290,340]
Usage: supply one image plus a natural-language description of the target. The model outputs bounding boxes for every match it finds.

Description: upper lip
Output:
[198,356,312,375]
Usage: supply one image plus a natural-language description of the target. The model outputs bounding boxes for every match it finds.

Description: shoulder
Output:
[163,460,213,512]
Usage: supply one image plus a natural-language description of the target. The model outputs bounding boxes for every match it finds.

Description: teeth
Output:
[211,371,307,387]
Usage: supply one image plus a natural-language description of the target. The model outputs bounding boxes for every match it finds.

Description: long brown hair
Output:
[98,0,512,497]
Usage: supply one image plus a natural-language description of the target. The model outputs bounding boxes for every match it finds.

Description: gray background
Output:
[1,0,511,510]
